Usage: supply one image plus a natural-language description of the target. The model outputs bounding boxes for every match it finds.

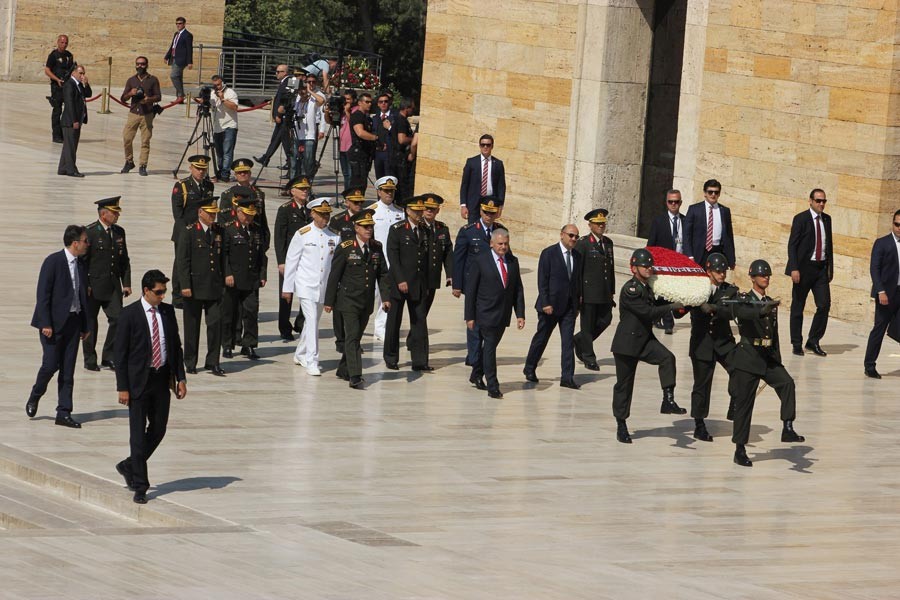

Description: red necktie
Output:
[480,158,488,196]
[705,205,714,251]
[498,257,508,288]
[814,215,822,261]
[381,113,386,120]
[150,307,162,369]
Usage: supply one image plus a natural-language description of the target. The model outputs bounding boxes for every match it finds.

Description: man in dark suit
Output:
[163,16,193,100]
[26,225,91,428]
[786,188,833,357]
[372,93,396,178]
[57,65,91,178]
[683,179,736,269]
[255,65,291,168]
[524,224,581,389]
[465,229,526,399]
[114,270,187,504]
[646,190,685,334]
[864,211,900,379]
[459,134,506,224]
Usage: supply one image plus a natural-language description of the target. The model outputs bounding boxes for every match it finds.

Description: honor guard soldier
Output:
[274,176,312,341]
[324,209,392,389]
[687,252,738,442]
[452,196,507,367]
[370,176,405,341]
[222,196,267,360]
[282,197,340,376]
[573,208,615,371]
[83,197,131,371]
[421,193,453,315]
[171,154,214,303]
[611,249,686,444]
[176,199,226,376]
[329,187,368,241]
[384,195,432,371]
[726,259,805,467]
[218,158,270,245]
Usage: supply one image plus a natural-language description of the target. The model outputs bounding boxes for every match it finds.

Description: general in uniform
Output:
[171,154,215,304]
[274,176,312,341]
[176,198,225,376]
[370,176,405,341]
[421,193,453,315]
[82,197,131,371]
[282,197,340,375]
[573,208,615,371]
[221,197,267,360]
[726,259,805,467]
[329,186,367,354]
[218,158,270,245]
[611,249,686,444]
[324,210,391,389]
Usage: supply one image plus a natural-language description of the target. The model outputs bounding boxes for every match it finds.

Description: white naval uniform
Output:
[370,200,405,340]
[282,223,340,370]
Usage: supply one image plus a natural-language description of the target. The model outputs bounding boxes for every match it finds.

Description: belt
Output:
[149,364,170,374]
[745,338,772,348]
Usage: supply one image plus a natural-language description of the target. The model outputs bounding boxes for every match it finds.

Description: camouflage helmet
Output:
[748,259,772,277]
[631,248,654,268]
[705,252,729,273]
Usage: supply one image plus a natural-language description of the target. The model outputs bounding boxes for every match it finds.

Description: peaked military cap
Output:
[375,176,397,190]
[235,196,257,216]
[95,196,122,212]
[232,158,254,172]
[422,193,444,209]
[188,154,211,169]
[352,209,376,226]
[584,208,609,223]
[479,195,503,213]
[286,176,312,190]
[342,187,366,202]
[200,197,220,213]
[308,197,334,214]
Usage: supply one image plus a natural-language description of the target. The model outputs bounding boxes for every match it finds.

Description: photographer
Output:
[210,75,239,182]
[254,65,291,168]
[291,74,325,179]
[120,56,161,177]
[348,92,377,189]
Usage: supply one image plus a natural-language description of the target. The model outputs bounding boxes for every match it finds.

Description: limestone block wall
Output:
[416,0,579,254]
[676,0,900,322]
[2,0,224,94]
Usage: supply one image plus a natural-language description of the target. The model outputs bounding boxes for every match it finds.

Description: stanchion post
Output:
[185,93,192,118]
[98,57,112,114]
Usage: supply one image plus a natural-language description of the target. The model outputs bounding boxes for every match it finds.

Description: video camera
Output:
[198,85,213,108]
[326,94,344,116]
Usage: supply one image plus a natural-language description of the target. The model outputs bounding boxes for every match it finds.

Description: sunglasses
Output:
[893,222,900,227]
[666,200,682,205]
[480,143,493,147]
[565,233,578,239]
[377,100,389,104]
[813,198,827,204]
[150,288,167,297]
[705,190,721,196]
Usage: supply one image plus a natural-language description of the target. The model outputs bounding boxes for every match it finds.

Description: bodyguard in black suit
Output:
[683,179,736,269]
[82,198,131,371]
[57,66,91,177]
[255,65,292,167]
[786,188,833,356]
[114,270,187,504]
[573,209,615,370]
[524,224,581,389]
[26,226,91,428]
[459,134,506,224]
[464,229,525,398]
[864,212,900,379]
[646,190,685,333]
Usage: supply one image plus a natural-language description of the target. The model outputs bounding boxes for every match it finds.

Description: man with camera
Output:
[120,57,161,177]
[348,93,377,189]
[44,35,76,144]
[291,73,325,180]
[210,75,239,182]
[254,65,292,169]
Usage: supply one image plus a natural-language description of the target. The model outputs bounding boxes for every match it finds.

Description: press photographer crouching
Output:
[120,56,161,177]
[209,75,239,182]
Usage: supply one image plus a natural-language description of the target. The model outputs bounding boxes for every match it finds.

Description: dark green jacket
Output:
[610,277,678,357]
[325,239,390,314]
[176,221,225,301]
[83,220,130,301]
[223,220,267,290]
[171,176,215,241]
[688,282,738,362]
[575,233,615,305]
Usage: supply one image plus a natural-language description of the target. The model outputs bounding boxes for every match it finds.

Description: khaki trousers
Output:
[123,112,154,165]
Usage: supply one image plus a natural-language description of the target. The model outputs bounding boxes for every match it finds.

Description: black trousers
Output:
[261,121,292,164]
[83,292,122,367]
[221,288,259,349]
[182,297,222,369]
[125,368,171,493]
[29,312,81,416]
[348,153,373,190]
[383,293,429,367]
[697,244,725,270]
[525,305,576,380]
[864,289,900,369]
[337,310,370,379]
[278,273,304,338]
[50,83,63,140]
[392,156,411,200]
[471,325,505,393]
[374,150,393,179]
[690,353,730,420]
[729,361,796,445]
[574,302,613,363]
[612,340,676,420]
[57,125,81,175]
[790,260,831,346]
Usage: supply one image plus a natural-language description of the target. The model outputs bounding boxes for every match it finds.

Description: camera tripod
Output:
[315,123,342,202]
[172,103,219,179]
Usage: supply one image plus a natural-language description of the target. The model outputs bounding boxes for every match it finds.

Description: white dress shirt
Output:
[64,248,80,313]
[282,223,340,302]
[491,249,507,285]
[140,297,167,366]
[705,201,723,246]
[558,242,573,277]
[669,212,683,253]
[808,208,827,260]
[481,155,493,196]
[894,234,900,286]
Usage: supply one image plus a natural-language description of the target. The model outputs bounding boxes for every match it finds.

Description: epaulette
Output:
[280,199,295,209]
[463,223,477,230]
[299,225,311,235]
[340,239,354,248]
[88,220,100,229]
[624,281,641,297]
[391,220,405,229]
[225,220,237,227]
[436,220,446,228]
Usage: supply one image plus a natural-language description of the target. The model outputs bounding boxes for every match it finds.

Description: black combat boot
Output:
[734,444,752,467]
[693,418,713,442]
[781,420,805,443]
[616,419,632,444]
[660,387,687,414]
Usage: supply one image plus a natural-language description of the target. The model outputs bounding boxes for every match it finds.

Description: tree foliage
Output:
[225,0,426,101]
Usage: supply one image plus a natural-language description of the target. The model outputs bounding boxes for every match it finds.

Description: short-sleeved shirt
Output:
[46,49,75,81]
[349,109,374,155]
[391,113,413,156]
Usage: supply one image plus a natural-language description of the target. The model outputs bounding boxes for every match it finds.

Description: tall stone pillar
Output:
[563,0,655,235]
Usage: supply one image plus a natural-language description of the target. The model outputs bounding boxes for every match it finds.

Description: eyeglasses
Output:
[565,233,578,239]
[705,190,721,196]
[377,100,389,104]
[813,198,827,204]
[360,99,372,104]
[480,143,493,147]
[150,288,167,297]
[666,200,682,205]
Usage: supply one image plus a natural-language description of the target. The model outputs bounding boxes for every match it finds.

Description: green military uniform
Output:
[274,187,311,340]
[574,209,616,369]
[422,194,453,315]
[82,198,131,369]
[329,210,357,241]
[328,186,367,353]
[176,217,225,372]
[171,156,215,302]
[324,213,391,385]
[218,183,269,245]
[221,201,268,355]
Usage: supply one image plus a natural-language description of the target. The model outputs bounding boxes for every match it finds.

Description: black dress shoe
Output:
[246,348,260,360]
[116,461,135,490]
[68,172,85,178]
[84,364,101,372]
[240,346,249,356]
[412,365,435,372]
[53,137,64,144]
[133,491,148,504]
[25,399,38,418]
[206,365,226,376]
[488,389,504,399]
[523,368,539,383]
[186,367,198,375]
[253,154,269,167]
[584,361,600,371]
[121,160,135,173]
[101,360,116,369]
[349,376,365,389]
[280,332,295,342]
[560,380,580,390]
[664,327,673,335]
[385,361,399,370]
[865,367,881,379]
[139,165,148,176]
[469,376,487,390]
[616,420,632,444]
[336,371,350,381]
[792,344,804,356]
[804,342,827,356]
[55,415,81,429]
[781,420,805,443]
[734,445,752,467]
[693,420,714,442]
[222,348,233,359]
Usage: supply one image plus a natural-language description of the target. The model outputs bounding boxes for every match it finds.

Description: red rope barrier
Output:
[237,100,270,113]
[110,95,130,108]
[159,98,184,110]
[85,94,102,102]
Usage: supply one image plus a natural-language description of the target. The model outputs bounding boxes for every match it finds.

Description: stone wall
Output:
[2,0,224,95]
